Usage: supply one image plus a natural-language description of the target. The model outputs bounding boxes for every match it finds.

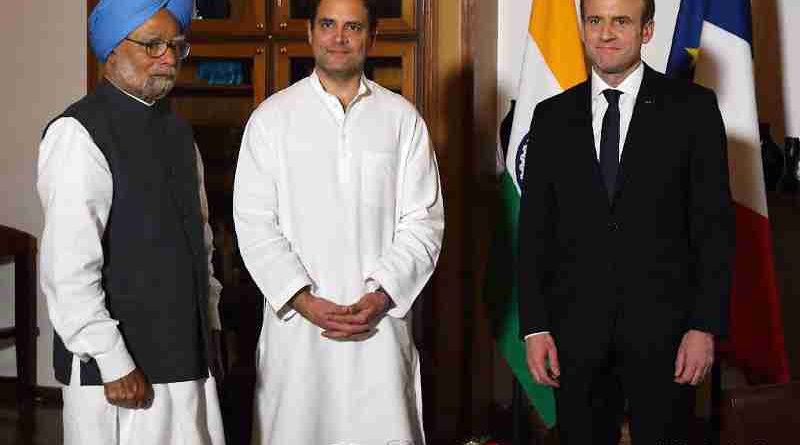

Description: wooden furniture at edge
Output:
[720,381,800,444]
[0,225,38,415]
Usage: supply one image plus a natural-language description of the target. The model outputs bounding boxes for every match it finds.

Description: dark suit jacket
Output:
[518,65,734,354]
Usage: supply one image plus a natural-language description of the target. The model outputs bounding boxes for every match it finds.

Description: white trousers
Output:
[62,357,226,445]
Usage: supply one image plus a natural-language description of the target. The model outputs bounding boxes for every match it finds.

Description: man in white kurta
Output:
[39,121,225,444]
[233,1,443,444]
[38,1,225,443]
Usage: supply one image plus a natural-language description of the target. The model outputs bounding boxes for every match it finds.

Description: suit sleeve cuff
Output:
[524,331,550,341]
[92,337,136,383]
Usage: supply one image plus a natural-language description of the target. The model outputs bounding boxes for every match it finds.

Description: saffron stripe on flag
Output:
[486,0,589,429]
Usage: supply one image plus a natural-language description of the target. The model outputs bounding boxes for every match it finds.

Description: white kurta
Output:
[234,72,444,445]
[38,110,225,445]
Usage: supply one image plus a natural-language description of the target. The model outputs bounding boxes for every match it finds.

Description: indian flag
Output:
[485,0,587,428]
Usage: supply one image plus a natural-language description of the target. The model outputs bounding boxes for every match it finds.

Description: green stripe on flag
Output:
[484,171,556,427]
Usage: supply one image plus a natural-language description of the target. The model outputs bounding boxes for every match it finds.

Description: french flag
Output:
[667,0,790,384]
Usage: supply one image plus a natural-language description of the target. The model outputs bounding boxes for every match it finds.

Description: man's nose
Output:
[600,22,615,40]
[334,27,348,44]
[160,45,178,66]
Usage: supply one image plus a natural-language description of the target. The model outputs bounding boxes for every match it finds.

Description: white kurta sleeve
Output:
[368,113,444,318]
[194,147,223,331]
[37,117,136,383]
[233,114,312,319]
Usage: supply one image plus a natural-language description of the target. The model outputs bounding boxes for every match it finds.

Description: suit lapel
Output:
[571,78,612,205]
[614,65,662,205]
[567,81,607,196]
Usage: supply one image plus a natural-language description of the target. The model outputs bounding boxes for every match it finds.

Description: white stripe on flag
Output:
[694,21,767,217]
[506,36,563,194]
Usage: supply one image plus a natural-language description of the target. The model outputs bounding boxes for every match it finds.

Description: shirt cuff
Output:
[365,278,396,311]
[523,331,550,341]
[208,300,222,331]
[92,336,136,383]
[272,278,312,321]
[365,278,382,293]
[370,271,408,318]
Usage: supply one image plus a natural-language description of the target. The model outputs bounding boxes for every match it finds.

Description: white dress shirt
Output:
[524,62,645,341]
[590,62,645,160]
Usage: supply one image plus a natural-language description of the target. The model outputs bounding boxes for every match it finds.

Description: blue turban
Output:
[89,0,192,62]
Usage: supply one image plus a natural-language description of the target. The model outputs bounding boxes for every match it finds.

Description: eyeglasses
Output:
[124,37,191,60]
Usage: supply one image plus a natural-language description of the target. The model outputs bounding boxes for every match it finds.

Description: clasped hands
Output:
[525,329,715,388]
[290,287,391,339]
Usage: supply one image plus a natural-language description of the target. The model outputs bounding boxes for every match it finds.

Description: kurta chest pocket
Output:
[361,151,398,208]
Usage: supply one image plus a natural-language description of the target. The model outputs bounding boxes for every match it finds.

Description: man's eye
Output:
[614,18,630,26]
[346,23,363,32]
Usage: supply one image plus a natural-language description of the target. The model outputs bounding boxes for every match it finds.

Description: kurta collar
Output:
[309,70,371,118]
[590,61,644,104]
[99,78,170,117]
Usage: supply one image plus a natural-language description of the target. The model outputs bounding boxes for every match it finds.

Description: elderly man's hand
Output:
[324,291,391,339]
[291,289,372,338]
[103,367,153,409]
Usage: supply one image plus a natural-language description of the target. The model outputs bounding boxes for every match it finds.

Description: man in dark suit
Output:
[519,0,735,443]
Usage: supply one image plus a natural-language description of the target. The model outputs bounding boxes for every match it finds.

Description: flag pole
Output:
[512,377,534,445]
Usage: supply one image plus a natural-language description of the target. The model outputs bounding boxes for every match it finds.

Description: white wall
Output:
[777,0,800,138]
[498,0,800,141]
[0,1,87,386]
[752,0,800,141]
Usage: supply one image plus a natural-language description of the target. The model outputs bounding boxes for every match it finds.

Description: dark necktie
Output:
[600,89,622,201]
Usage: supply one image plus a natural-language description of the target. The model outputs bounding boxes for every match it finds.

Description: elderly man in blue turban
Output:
[37,1,226,443]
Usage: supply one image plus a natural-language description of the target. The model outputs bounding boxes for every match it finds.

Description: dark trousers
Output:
[553,309,695,444]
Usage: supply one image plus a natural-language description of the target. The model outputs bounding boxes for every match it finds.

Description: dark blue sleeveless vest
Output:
[46,82,210,385]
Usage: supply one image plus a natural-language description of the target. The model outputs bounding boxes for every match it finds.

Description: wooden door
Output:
[190,0,268,37]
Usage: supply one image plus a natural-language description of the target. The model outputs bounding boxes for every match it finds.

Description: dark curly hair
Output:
[310,0,379,33]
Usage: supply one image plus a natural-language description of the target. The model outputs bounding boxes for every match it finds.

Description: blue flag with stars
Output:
[665,0,707,79]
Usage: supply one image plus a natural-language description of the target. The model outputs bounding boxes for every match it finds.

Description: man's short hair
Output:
[580,0,655,25]
[310,0,379,33]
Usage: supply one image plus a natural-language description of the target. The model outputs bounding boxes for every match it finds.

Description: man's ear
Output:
[368,29,377,51]
[642,20,655,44]
[104,50,117,70]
